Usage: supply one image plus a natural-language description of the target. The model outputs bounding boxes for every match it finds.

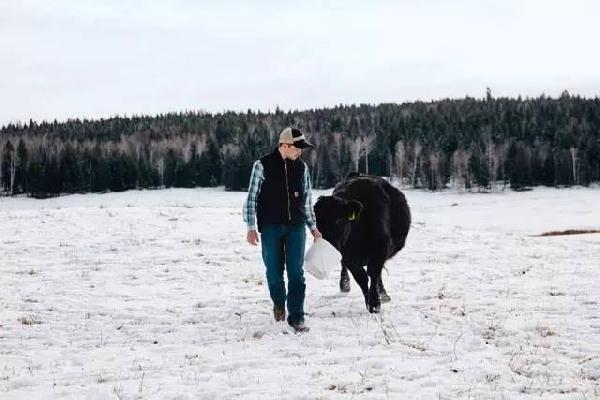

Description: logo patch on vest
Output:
[294,191,299,198]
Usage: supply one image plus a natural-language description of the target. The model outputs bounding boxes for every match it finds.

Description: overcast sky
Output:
[1,0,599,126]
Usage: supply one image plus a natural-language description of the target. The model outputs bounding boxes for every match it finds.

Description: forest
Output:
[1,90,599,197]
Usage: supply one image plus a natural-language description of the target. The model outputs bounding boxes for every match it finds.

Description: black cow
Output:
[314,173,411,313]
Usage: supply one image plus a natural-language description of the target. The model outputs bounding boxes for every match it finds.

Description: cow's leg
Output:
[377,279,391,303]
[339,264,351,293]
[367,263,384,313]
[346,264,369,308]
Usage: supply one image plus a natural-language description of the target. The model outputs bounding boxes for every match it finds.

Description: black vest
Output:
[256,148,307,232]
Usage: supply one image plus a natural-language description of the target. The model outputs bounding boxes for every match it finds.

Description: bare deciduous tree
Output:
[570,147,579,185]
[411,141,422,187]
[350,137,362,173]
[452,148,469,190]
[332,132,343,165]
[195,134,208,155]
[308,139,320,187]
[496,141,510,189]
[9,154,16,195]
[220,143,241,160]
[429,150,442,190]
[156,158,165,188]
[362,135,374,175]
[482,134,500,191]
[394,140,406,186]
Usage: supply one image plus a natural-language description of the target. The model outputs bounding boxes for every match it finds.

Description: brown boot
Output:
[273,305,286,322]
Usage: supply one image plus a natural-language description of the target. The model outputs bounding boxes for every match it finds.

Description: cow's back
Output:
[333,175,411,262]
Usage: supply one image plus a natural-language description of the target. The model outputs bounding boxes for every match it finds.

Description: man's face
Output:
[283,144,302,160]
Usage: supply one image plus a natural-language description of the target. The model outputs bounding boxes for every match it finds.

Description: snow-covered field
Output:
[1,187,599,399]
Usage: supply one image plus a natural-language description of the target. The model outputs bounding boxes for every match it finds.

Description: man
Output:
[243,127,321,333]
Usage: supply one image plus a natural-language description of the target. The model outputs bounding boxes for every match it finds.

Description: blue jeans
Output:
[260,223,307,324]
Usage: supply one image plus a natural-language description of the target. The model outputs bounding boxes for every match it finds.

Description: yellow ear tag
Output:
[348,212,356,221]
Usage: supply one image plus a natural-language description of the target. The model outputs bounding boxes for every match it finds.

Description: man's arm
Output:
[243,160,264,232]
[303,164,320,238]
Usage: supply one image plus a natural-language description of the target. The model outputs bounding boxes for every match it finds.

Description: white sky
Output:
[1,0,599,125]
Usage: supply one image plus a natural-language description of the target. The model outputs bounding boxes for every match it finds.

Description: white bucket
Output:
[304,237,342,279]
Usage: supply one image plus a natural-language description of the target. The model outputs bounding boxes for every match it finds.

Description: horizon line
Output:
[2,89,599,130]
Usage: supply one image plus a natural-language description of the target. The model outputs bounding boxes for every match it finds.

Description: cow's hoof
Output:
[339,279,351,293]
[379,293,391,303]
[368,305,381,313]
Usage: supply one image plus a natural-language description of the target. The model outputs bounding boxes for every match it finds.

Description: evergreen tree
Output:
[1,93,599,196]
[15,139,28,193]
[1,140,15,193]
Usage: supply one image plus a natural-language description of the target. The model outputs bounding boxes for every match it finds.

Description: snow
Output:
[1,186,599,399]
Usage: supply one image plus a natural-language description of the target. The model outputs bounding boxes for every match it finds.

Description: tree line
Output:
[1,90,599,198]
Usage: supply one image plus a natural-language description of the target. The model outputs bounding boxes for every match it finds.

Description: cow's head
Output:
[314,195,363,251]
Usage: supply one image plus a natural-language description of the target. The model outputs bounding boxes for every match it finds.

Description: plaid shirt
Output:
[243,159,317,231]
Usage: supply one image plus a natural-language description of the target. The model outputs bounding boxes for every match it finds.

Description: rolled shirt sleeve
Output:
[243,160,264,231]
[303,164,317,231]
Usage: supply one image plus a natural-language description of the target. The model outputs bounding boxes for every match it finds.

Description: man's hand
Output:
[247,229,260,246]
[310,228,322,240]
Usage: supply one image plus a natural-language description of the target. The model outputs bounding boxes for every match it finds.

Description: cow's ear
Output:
[346,200,363,221]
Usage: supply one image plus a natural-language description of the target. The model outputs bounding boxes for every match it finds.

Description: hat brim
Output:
[293,140,313,149]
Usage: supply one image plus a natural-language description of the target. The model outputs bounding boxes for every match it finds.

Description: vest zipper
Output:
[283,159,292,222]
